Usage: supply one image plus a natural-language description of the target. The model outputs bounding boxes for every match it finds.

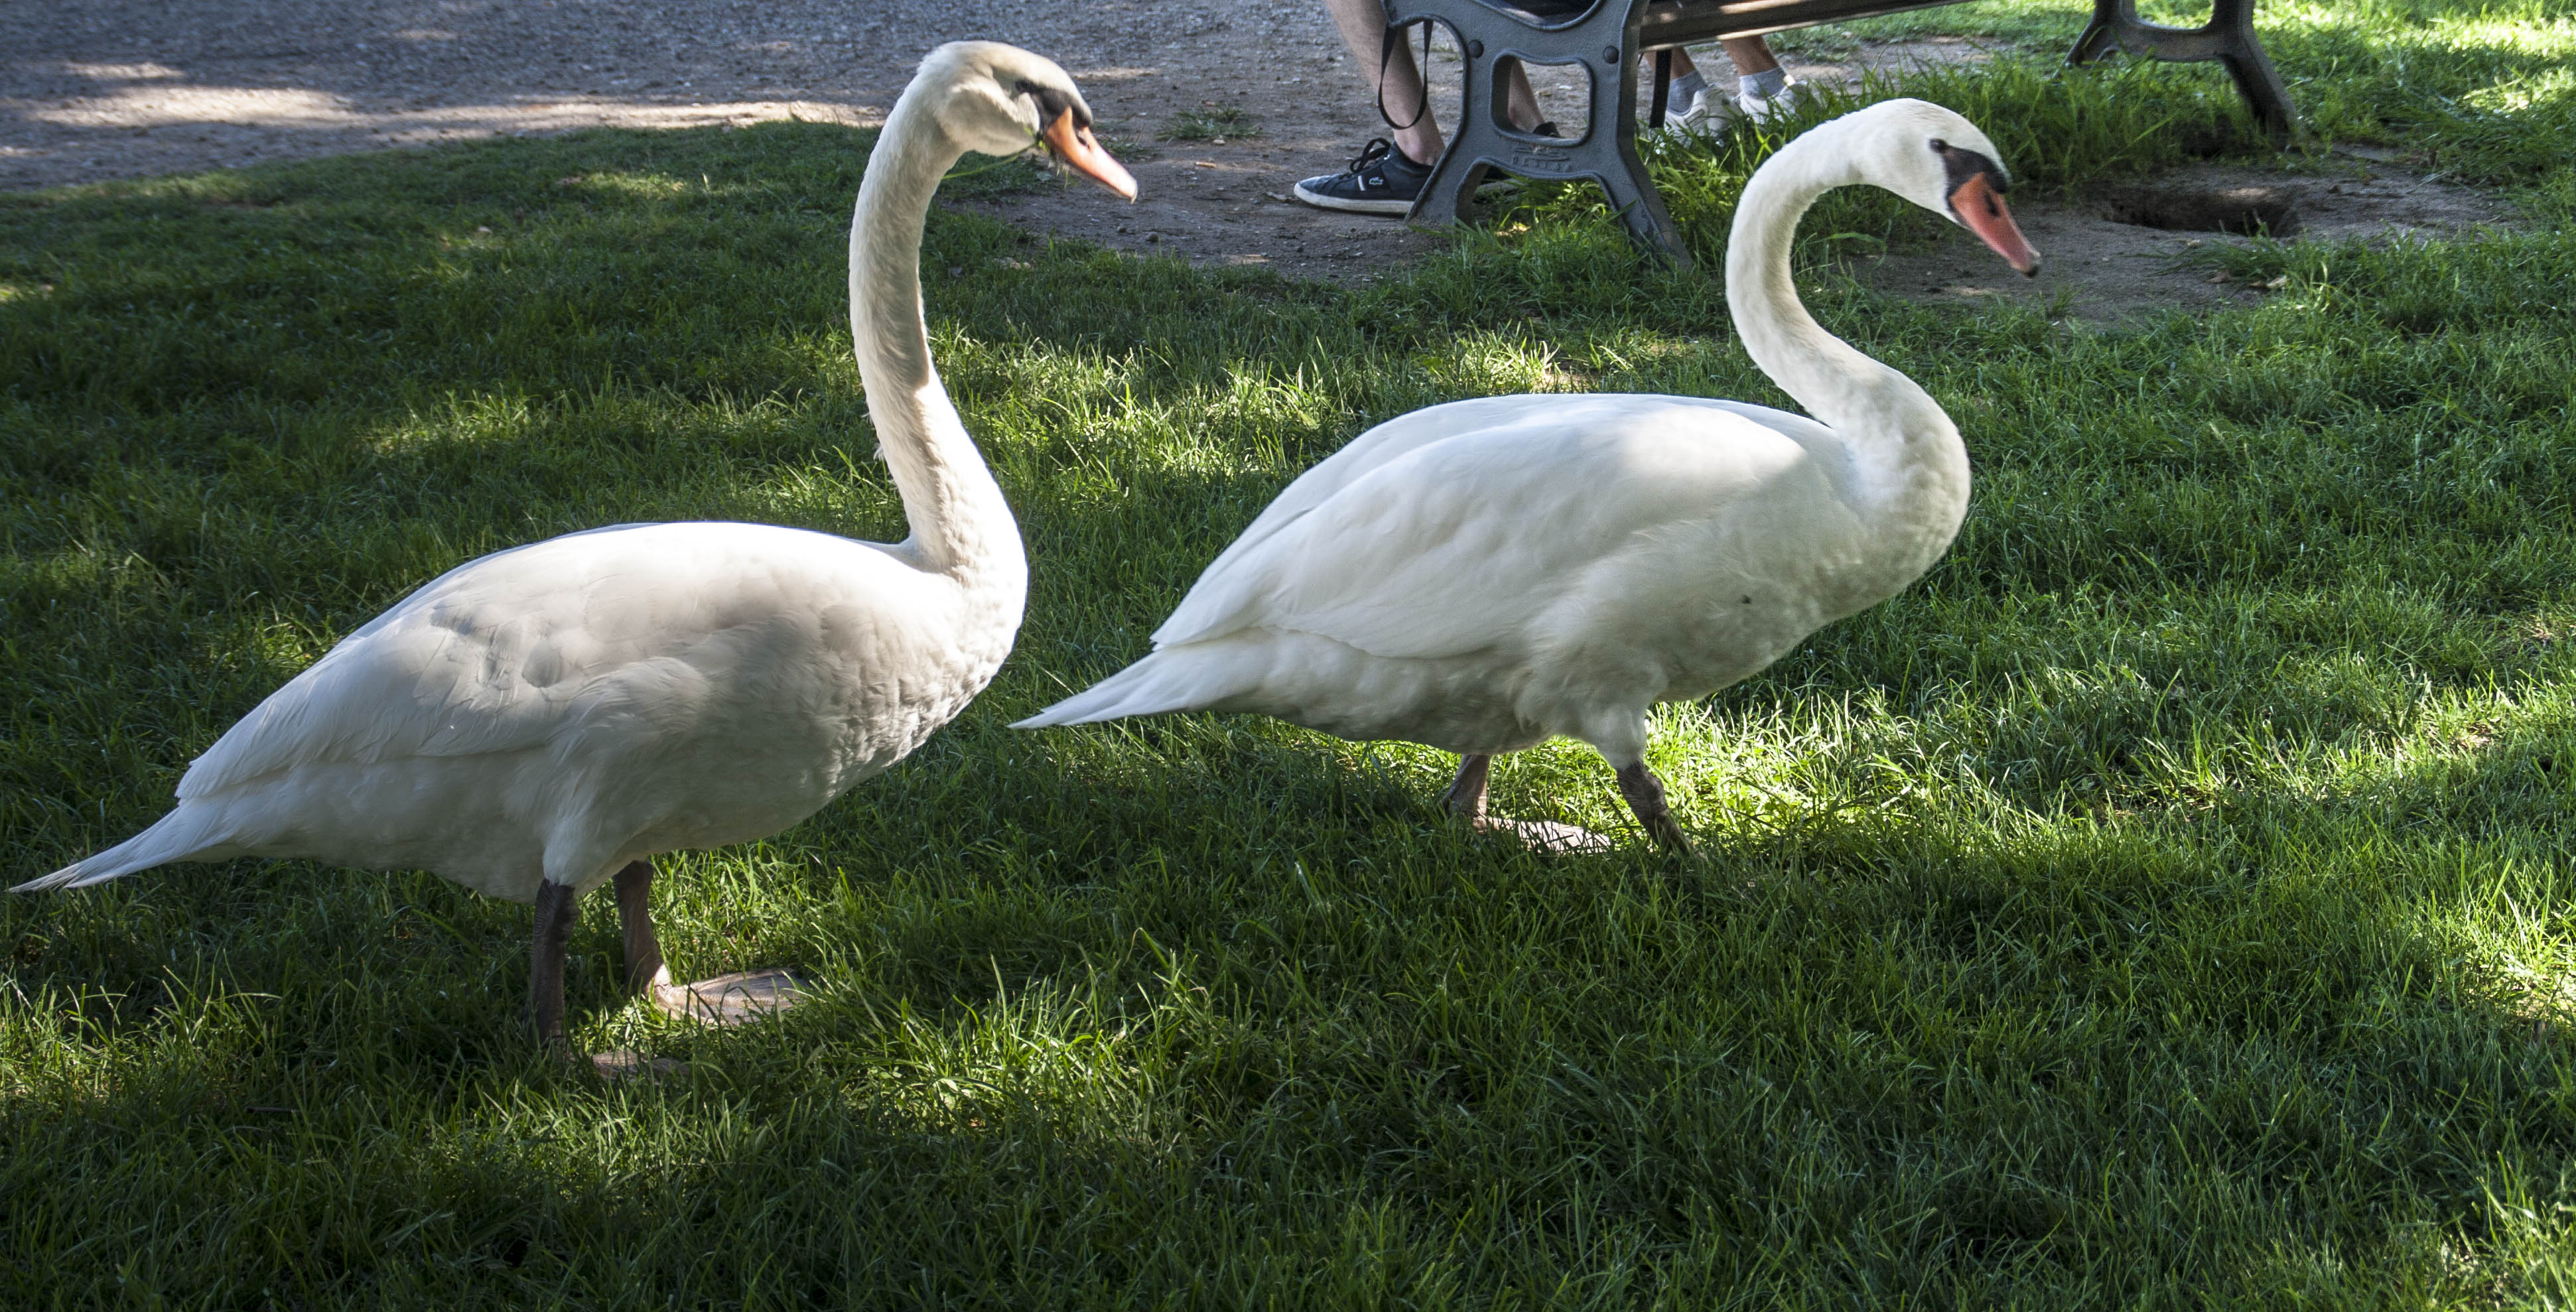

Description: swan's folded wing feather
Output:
[1699,398,1834,444]
[1159,396,1584,642]
[175,524,872,798]
[180,610,574,798]
[1154,403,1819,661]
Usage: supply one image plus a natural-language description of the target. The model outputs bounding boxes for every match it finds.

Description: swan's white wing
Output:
[1153,397,1833,662]
[1187,395,1828,606]
[178,523,904,798]
[1699,397,1832,442]
[1162,396,1564,635]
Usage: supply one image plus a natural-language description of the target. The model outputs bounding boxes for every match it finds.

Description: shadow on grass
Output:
[8,721,2576,1304]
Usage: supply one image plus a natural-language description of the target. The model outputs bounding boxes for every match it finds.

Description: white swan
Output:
[16,42,1137,1053]
[1018,99,2037,855]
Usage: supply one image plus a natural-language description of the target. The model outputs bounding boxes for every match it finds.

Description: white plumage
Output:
[19,42,1138,1052]
[37,523,1000,901]
[1020,99,2041,854]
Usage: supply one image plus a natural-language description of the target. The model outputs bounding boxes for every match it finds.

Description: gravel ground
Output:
[0,0,1463,282]
[2,1,2512,304]
[0,1,1996,284]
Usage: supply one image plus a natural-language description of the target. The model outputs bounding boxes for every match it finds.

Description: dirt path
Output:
[1,0,1459,283]
[3,1,2512,312]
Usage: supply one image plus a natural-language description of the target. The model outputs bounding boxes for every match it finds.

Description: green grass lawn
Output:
[5,1,2576,1305]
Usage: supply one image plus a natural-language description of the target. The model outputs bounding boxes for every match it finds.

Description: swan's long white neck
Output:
[1724,120,1969,553]
[849,80,1026,587]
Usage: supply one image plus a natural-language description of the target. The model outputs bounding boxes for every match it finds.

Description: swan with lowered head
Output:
[1018,99,2037,854]
[15,42,1136,1055]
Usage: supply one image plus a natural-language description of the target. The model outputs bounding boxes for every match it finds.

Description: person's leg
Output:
[1657,46,1709,123]
[1722,35,1798,119]
[1720,37,1779,77]
[1300,0,1551,213]
[1649,35,1802,132]
[1324,0,1442,164]
[1501,60,1545,133]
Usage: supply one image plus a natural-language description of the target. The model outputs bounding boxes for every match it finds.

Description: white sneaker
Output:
[1735,76,1804,123]
[1664,86,1729,133]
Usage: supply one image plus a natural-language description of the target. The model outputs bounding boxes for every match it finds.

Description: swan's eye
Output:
[1014,80,1082,131]
[1929,139,2007,209]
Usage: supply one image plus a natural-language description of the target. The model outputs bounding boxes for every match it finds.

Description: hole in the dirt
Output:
[2176,126,2240,159]
[2096,184,2301,236]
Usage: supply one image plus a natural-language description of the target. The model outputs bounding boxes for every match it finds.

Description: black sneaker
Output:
[1292,139,1430,216]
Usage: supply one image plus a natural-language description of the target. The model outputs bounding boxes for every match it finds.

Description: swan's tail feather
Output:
[13,807,231,893]
[1013,651,1223,729]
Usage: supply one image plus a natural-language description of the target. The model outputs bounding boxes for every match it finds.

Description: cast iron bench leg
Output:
[1389,0,1694,267]
[1383,0,2295,264]
[2070,0,2297,146]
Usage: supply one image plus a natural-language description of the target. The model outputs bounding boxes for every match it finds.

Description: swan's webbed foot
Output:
[581,862,799,1077]
[613,858,804,1031]
[1443,754,1615,855]
[1473,815,1616,854]
[650,969,805,1025]
[1615,761,1699,859]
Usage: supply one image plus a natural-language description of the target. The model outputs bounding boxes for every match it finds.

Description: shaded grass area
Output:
[5,1,2576,1305]
[1791,0,2576,190]
[1614,0,2576,267]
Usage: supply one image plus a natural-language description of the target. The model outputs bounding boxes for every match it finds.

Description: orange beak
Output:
[1041,107,1137,201]
[1950,171,2041,277]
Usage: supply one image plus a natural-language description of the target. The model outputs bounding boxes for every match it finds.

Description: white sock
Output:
[1666,70,1708,114]
[1739,68,1789,100]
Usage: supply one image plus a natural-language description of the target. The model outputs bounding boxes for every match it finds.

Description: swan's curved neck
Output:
[1723,123,1962,468]
[849,82,1024,581]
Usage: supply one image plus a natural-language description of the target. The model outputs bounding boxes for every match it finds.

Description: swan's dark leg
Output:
[587,860,693,1081]
[612,860,671,994]
[530,879,578,1051]
[1442,754,1495,819]
[1443,753,1613,854]
[1615,761,1696,856]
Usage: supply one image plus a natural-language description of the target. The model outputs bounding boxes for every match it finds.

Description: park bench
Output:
[1378,0,2296,266]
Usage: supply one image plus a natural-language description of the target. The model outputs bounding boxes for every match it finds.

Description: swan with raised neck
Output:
[856,41,1132,581]
[1020,98,2037,858]
[1726,98,2041,595]
[13,42,1136,1062]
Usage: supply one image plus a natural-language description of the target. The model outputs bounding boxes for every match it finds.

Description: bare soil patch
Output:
[1860,147,2516,322]
[3,7,2515,309]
